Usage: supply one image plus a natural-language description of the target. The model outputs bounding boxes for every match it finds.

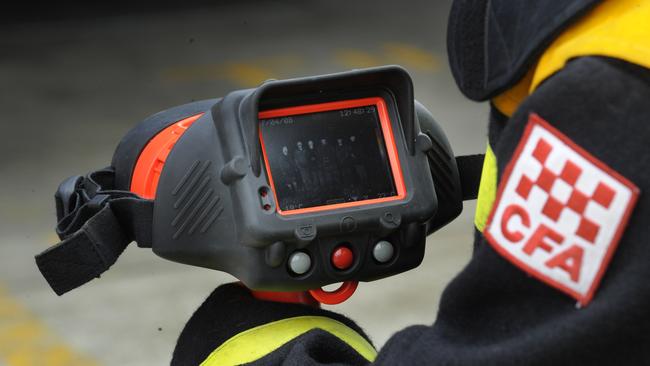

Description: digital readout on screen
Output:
[259,103,398,212]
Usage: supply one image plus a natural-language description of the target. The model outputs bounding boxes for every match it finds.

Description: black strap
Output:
[456,154,485,201]
[35,168,153,295]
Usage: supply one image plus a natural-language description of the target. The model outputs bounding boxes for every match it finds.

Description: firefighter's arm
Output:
[423,55,650,364]
[171,283,376,366]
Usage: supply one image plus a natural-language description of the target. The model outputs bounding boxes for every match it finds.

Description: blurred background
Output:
[0,1,487,365]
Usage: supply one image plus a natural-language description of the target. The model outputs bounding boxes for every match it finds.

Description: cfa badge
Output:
[485,114,639,305]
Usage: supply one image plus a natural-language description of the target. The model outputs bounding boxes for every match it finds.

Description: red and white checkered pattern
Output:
[515,137,617,244]
[485,114,639,305]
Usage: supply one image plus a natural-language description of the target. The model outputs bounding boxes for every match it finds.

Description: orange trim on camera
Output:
[258,97,406,216]
[131,113,203,199]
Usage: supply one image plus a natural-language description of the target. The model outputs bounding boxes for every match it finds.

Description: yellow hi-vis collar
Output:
[200,316,377,366]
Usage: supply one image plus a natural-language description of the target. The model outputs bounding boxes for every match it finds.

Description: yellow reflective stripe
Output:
[491,67,535,117]
[474,144,498,233]
[200,316,377,366]
[531,0,650,91]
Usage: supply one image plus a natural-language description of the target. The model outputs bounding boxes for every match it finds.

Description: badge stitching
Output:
[484,113,640,305]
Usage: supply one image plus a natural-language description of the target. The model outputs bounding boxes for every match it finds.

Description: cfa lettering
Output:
[501,204,583,282]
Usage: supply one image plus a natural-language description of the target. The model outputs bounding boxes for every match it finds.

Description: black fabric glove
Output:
[171,283,374,366]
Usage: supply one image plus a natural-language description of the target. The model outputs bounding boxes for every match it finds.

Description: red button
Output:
[331,246,354,270]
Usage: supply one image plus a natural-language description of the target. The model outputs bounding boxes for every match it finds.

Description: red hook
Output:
[309,281,358,305]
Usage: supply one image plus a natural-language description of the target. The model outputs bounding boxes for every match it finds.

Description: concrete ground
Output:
[0,1,487,365]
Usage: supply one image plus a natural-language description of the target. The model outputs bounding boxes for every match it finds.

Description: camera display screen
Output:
[259,98,401,213]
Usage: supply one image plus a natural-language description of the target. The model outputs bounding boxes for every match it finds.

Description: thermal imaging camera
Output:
[37,66,471,304]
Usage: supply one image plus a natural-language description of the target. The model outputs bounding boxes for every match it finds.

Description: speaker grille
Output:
[170,160,223,239]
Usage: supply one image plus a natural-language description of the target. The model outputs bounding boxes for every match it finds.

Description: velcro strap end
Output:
[35,231,108,296]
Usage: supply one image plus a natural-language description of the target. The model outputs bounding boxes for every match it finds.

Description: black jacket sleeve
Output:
[175,56,650,366]
[379,56,650,365]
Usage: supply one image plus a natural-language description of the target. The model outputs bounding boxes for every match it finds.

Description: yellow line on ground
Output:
[160,56,304,87]
[0,286,99,366]
[224,63,274,87]
[383,43,441,72]
[160,45,439,86]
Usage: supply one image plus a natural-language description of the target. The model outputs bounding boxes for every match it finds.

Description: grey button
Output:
[288,252,311,275]
[340,216,357,232]
[373,241,394,263]
[416,132,433,152]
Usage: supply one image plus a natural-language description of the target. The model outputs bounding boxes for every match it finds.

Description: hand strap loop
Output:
[35,168,153,295]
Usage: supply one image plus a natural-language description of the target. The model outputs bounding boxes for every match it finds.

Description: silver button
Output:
[373,240,394,263]
[288,252,311,275]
